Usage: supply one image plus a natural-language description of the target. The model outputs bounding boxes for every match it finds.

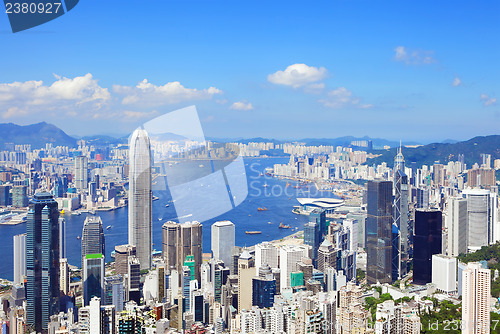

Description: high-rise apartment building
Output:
[254,242,279,270]
[75,156,88,192]
[366,180,393,285]
[211,221,235,268]
[279,245,309,292]
[413,209,442,285]
[161,221,203,282]
[462,262,491,334]
[26,192,60,332]
[128,128,152,271]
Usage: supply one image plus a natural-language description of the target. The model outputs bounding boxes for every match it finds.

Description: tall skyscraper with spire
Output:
[393,144,409,280]
[128,128,152,270]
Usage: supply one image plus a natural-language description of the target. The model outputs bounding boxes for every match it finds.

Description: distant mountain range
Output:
[0,122,498,168]
[0,122,76,149]
[368,135,500,167]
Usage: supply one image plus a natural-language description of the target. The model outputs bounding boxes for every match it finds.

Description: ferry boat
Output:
[245,231,262,235]
[278,222,291,229]
[106,225,112,230]
[257,207,268,211]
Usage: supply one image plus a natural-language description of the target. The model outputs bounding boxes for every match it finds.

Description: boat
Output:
[159,218,163,221]
[257,207,268,211]
[71,211,82,216]
[268,222,272,224]
[263,183,269,188]
[279,222,291,229]
[76,236,81,240]
[165,204,170,207]
[245,231,262,235]
[199,164,204,168]
[106,225,112,230]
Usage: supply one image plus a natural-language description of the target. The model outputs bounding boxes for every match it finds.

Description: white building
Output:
[211,220,235,268]
[128,128,152,270]
[431,255,456,293]
[445,197,468,256]
[462,262,491,334]
[13,233,26,285]
[279,245,310,292]
[255,242,279,270]
[463,188,498,251]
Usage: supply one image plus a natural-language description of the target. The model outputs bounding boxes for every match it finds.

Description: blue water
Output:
[0,158,338,281]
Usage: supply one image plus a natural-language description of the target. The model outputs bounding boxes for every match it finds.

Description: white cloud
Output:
[481,93,497,107]
[113,79,222,106]
[229,101,254,110]
[319,87,372,109]
[0,74,110,119]
[267,64,327,88]
[452,77,461,87]
[394,46,436,65]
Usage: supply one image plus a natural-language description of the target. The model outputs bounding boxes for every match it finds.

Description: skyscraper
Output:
[393,147,409,280]
[446,197,468,257]
[128,128,152,271]
[81,216,105,267]
[26,192,60,332]
[279,245,310,292]
[13,233,26,285]
[83,254,105,306]
[304,221,321,261]
[12,185,28,207]
[211,221,235,268]
[162,221,203,282]
[75,156,88,192]
[463,188,498,251]
[254,242,279,270]
[114,244,136,277]
[59,218,66,259]
[366,180,393,285]
[462,262,491,334]
[237,250,255,312]
[413,209,442,285]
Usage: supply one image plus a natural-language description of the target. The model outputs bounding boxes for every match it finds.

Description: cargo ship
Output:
[278,222,291,229]
[245,231,262,235]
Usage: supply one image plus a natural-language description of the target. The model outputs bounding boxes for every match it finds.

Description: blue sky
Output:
[0,0,499,142]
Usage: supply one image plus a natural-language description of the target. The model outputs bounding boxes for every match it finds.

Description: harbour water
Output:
[0,157,338,281]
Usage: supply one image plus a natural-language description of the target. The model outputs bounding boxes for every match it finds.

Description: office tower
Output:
[81,216,105,266]
[462,262,491,334]
[161,221,203,281]
[413,209,442,285]
[366,180,393,285]
[431,255,456,293]
[0,184,9,206]
[56,220,65,263]
[12,185,28,207]
[433,163,445,187]
[446,197,468,256]
[415,187,429,209]
[60,258,69,295]
[104,275,124,312]
[127,256,141,303]
[231,246,242,275]
[114,244,136,277]
[83,254,105,306]
[181,266,192,311]
[13,233,26,285]
[128,128,153,271]
[212,261,229,303]
[391,223,399,282]
[309,208,327,237]
[463,188,498,251]
[304,221,321,261]
[255,242,279,270]
[237,250,255,312]
[26,192,60,332]
[317,239,336,273]
[75,156,88,192]
[343,219,359,251]
[279,245,309,292]
[393,147,409,280]
[211,221,235,267]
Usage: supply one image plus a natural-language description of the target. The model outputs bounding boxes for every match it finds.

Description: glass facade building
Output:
[413,209,442,285]
[26,192,60,332]
[366,180,393,285]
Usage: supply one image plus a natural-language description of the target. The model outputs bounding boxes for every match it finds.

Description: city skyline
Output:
[0,1,498,141]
